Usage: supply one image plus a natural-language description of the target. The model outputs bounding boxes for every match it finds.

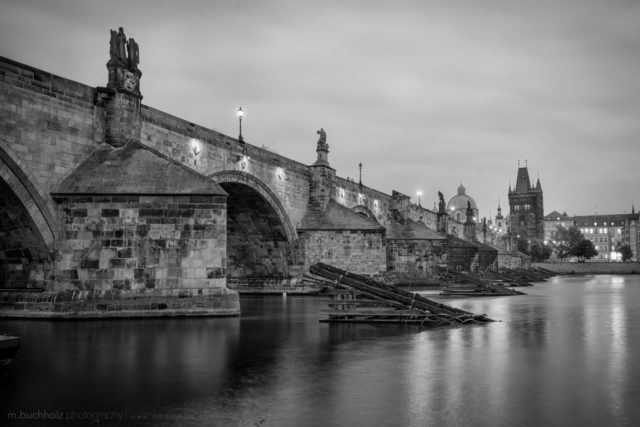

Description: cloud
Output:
[1,0,639,216]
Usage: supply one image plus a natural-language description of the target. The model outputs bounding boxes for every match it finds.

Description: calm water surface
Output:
[2,275,640,426]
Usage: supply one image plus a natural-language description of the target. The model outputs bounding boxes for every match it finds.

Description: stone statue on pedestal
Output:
[109,30,118,62]
[317,128,326,146]
[438,191,446,214]
[116,28,127,62]
[313,128,330,166]
[127,38,139,70]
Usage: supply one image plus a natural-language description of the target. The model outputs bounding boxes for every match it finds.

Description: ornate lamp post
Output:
[416,190,422,207]
[237,107,244,143]
[237,107,245,155]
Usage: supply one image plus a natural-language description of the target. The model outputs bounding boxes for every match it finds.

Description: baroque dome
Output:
[446,184,478,222]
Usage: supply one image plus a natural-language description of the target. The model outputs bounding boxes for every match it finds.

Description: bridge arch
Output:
[0,143,57,289]
[209,170,298,278]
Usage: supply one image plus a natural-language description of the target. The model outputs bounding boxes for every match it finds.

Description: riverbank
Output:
[533,262,640,275]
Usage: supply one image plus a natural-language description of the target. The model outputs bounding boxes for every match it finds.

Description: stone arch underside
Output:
[0,145,57,289]
[209,171,299,279]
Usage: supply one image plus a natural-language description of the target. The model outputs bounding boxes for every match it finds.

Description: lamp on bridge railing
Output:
[237,107,244,142]
[237,106,245,155]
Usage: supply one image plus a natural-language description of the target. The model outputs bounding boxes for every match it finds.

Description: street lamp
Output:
[236,107,244,143]
[416,190,422,207]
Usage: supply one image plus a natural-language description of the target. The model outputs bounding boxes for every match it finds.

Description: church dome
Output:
[446,184,478,222]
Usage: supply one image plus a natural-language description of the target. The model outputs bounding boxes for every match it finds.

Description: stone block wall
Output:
[497,251,522,269]
[444,236,479,272]
[386,239,445,276]
[299,230,386,275]
[53,194,227,292]
[474,244,498,270]
[0,57,103,196]
[334,176,390,226]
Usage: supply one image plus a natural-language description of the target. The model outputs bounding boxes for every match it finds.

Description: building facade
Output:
[543,211,572,242]
[544,212,639,261]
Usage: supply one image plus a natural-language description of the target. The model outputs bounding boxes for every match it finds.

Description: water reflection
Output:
[2,276,640,426]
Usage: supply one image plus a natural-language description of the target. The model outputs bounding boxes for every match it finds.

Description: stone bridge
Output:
[0,29,500,317]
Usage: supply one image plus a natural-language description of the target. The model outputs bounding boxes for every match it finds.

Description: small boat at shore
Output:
[0,334,20,366]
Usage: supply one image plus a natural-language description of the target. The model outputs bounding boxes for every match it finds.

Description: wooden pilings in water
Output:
[479,270,533,287]
[436,267,526,297]
[308,263,494,326]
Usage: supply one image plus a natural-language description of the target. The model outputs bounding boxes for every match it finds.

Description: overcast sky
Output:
[1,0,639,218]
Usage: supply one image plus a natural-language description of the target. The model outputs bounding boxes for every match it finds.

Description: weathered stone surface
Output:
[298,201,386,275]
[0,287,239,318]
[56,141,227,195]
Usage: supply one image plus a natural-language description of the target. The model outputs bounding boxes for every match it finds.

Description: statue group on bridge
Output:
[109,27,139,71]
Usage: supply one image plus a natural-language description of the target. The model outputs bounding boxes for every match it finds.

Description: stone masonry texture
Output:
[52,194,227,292]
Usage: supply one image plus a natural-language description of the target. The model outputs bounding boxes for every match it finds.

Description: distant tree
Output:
[551,225,584,260]
[619,244,633,262]
[576,239,598,262]
[529,238,552,262]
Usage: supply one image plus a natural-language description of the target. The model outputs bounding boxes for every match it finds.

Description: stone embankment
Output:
[533,262,640,275]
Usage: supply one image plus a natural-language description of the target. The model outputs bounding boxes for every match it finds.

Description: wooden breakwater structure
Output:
[435,266,557,297]
[436,267,527,297]
[308,263,494,326]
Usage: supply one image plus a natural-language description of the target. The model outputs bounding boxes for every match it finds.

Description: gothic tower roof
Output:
[514,167,532,193]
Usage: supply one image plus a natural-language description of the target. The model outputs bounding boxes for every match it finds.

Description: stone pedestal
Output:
[101,89,142,148]
[437,212,448,234]
[309,165,335,211]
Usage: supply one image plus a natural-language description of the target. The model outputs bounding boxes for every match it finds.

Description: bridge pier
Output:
[0,142,240,318]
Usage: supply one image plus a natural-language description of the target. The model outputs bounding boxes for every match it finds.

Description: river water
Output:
[1,274,640,426]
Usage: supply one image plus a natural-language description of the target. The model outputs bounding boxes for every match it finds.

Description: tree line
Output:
[516,225,633,262]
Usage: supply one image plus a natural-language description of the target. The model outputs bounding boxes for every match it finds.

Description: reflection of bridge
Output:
[0,31,497,317]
